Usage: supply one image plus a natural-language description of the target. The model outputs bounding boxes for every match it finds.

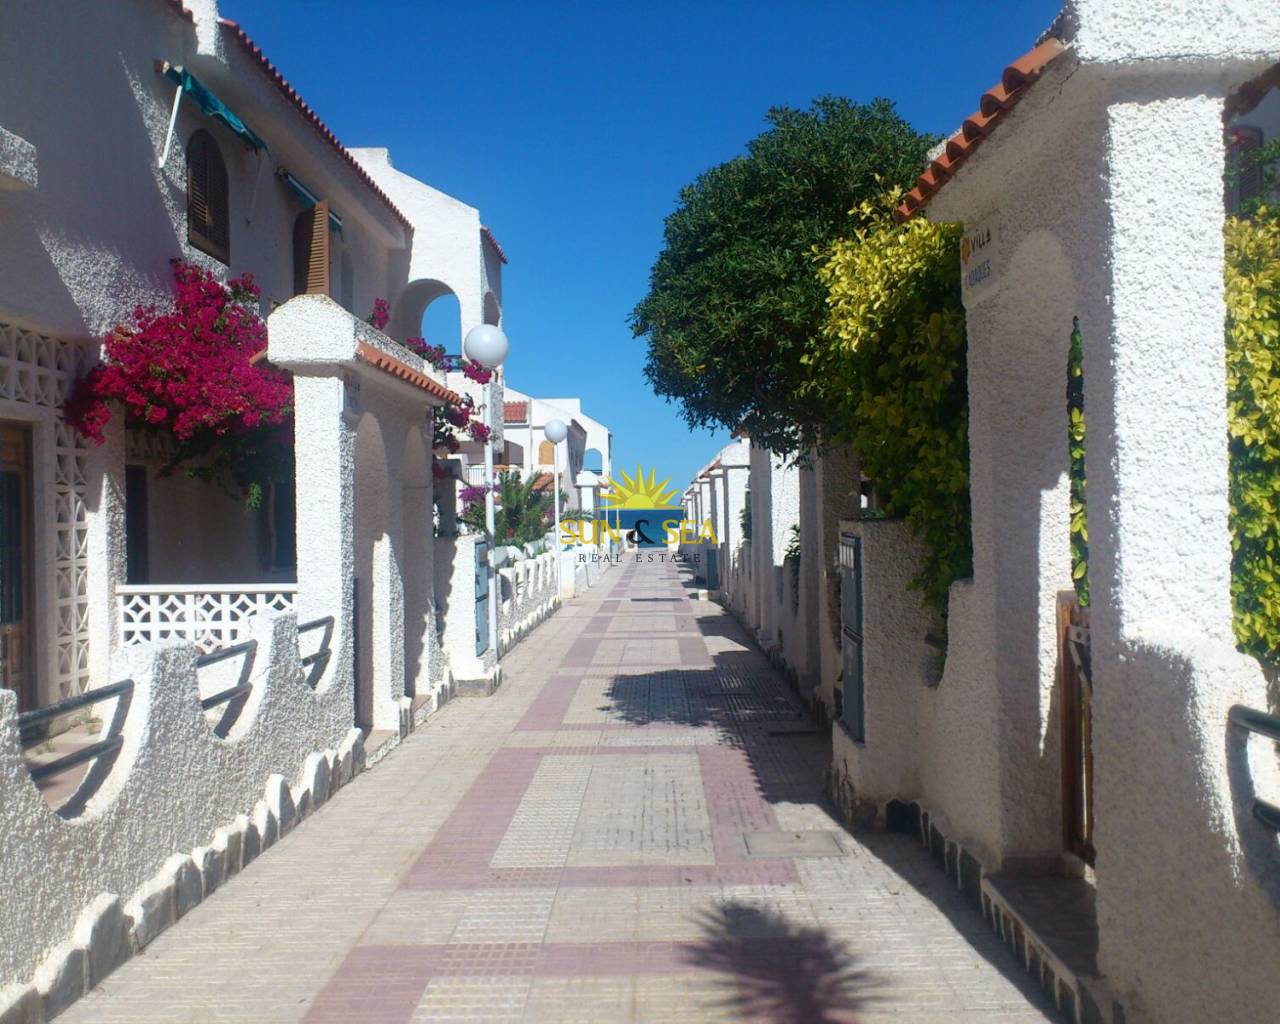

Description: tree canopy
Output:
[631,96,934,454]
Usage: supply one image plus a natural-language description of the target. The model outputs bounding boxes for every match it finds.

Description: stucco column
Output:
[1081,81,1280,1021]
[366,418,406,732]
[291,373,355,722]
[85,415,125,687]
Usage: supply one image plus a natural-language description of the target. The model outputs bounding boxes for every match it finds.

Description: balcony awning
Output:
[278,168,343,234]
[163,65,267,151]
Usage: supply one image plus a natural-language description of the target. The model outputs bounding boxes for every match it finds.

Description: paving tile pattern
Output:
[62,557,1055,1023]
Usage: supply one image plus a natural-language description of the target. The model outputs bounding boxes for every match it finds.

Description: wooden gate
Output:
[0,422,34,712]
[1059,594,1094,864]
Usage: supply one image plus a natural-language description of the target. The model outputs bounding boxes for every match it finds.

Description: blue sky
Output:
[226,0,1060,490]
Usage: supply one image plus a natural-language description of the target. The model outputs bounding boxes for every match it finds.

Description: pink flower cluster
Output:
[462,360,493,385]
[368,298,391,331]
[458,484,491,505]
[63,261,293,446]
[405,337,453,372]
[468,420,493,443]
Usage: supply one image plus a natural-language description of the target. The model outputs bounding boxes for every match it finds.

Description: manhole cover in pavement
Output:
[743,831,845,857]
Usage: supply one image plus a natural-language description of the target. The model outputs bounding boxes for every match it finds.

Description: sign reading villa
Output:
[960,218,998,302]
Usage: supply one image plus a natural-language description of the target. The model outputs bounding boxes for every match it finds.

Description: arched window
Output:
[538,440,554,465]
[186,131,229,264]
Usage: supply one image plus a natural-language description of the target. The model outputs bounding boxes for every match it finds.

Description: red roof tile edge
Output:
[481,226,509,265]
[355,341,462,405]
[503,401,529,423]
[896,38,1067,222]
[217,19,412,231]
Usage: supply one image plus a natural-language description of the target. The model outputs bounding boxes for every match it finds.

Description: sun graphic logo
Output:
[600,465,681,510]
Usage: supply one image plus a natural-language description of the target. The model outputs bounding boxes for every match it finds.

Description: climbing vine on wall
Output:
[814,190,971,616]
[1226,206,1280,665]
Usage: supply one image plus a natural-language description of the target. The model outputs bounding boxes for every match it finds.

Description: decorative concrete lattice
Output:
[0,323,93,700]
[117,585,297,650]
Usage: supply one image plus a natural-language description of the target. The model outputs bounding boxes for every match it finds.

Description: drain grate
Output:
[743,831,845,858]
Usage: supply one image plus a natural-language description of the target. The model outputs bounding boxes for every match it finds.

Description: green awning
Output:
[164,66,267,152]
[278,168,343,234]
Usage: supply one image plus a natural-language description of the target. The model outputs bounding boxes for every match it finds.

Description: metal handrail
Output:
[199,683,253,711]
[18,680,133,747]
[18,679,135,784]
[194,638,257,669]
[297,615,335,689]
[1229,704,1280,831]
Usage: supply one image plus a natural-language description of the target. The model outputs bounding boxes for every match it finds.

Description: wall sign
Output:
[960,217,999,304]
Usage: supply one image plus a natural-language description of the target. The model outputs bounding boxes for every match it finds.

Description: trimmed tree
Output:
[631,97,934,455]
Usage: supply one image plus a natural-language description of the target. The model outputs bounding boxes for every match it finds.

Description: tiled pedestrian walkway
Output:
[63,557,1054,1023]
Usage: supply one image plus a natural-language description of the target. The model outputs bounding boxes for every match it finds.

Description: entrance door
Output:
[0,423,34,712]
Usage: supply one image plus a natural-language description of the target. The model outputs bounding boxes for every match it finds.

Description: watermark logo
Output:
[558,464,717,548]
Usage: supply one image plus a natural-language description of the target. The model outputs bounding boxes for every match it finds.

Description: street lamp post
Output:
[543,418,568,595]
[462,324,509,658]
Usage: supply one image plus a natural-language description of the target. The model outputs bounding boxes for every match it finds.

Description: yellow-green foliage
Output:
[1226,207,1280,664]
[813,190,971,615]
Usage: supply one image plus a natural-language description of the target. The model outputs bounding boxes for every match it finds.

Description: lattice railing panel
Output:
[117,585,297,651]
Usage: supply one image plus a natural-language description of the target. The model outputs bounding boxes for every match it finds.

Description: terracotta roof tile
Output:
[217,19,412,231]
[481,226,509,265]
[503,400,529,423]
[897,38,1066,221]
[355,341,462,404]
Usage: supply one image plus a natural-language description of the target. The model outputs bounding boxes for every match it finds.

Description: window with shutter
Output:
[186,131,230,263]
[292,201,330,296]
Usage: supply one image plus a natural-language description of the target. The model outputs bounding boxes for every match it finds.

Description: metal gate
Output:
[704,547,719,590]
[838,532,864,741]
[474,539,490,656]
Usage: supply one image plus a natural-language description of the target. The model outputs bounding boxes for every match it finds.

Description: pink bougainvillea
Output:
[63,260,292,446]
[62,261,295,507]
[458,484,490,504]
[468,420,493,443]
[461,360,493,385]
[368,297,391,331]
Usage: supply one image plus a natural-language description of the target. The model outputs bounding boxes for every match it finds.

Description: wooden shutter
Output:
[187,131,229,263]
[292,201,330,296]
[306,201,330,295]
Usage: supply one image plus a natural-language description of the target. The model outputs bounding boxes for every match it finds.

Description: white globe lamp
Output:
[462,324,509,369]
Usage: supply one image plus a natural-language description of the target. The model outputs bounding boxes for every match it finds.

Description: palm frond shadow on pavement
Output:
[682,901,879,1023]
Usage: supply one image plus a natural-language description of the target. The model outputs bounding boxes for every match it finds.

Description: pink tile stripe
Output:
[515,673,584,731]
[399,743,797,892]
[305,937,860,1023]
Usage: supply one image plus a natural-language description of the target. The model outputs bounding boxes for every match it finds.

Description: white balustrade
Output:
[117,584,297,650]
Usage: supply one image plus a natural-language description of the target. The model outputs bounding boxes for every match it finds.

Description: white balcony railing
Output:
[117,584,297,650]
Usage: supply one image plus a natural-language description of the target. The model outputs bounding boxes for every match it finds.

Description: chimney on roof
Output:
[188,0,224,58]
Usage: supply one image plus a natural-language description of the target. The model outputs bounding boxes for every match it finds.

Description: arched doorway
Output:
[389,278,462,350]
[353,414,390,732]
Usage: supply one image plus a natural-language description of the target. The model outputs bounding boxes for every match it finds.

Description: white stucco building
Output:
[0,1,608,1015]
[684,6,1280,1022]
[498,387,612,513]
